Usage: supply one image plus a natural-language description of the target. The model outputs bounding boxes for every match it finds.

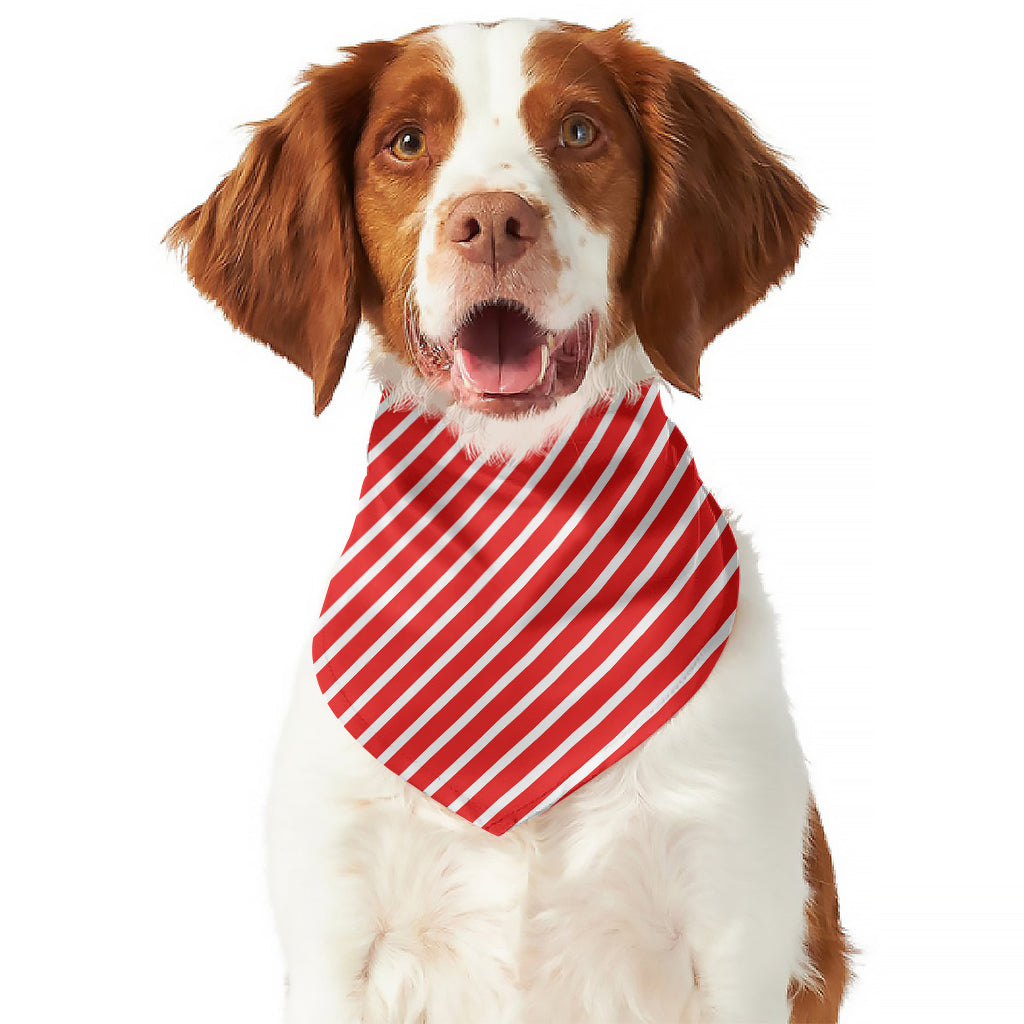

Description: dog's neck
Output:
[367,332,659,462]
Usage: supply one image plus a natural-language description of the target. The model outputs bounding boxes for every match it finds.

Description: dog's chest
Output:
[270,498,809,1022]
[312,384,740,837]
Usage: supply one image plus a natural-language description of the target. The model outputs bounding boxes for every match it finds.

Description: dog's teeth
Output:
[536,343,550,385]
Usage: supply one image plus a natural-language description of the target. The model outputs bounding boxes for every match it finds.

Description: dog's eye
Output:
[389,126,427,162]
[559,114,598,149]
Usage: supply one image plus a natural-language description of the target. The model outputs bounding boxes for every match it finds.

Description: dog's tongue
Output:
[453,305,547,394]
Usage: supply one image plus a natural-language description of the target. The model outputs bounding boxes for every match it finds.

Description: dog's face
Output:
[354,21,644,417]
[168,19,817,425]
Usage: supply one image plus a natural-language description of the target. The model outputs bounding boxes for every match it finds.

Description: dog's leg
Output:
[267,665,381,1024]
[676,796,852,1024]
[668,769,812,1024]
[520,759,810,1024]
[520,526,816,1024]
[664,554,814,1024]
[788,801,852,1023]
[657,534,817,1024]
[268,658,528,1024]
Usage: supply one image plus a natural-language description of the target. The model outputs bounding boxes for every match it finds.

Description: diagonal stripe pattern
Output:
[313,384,739,835]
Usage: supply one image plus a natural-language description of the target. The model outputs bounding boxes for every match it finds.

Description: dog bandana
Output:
[313,383,739,835]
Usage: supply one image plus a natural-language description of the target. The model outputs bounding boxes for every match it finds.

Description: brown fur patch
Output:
[790,800,853,1023]
[165,40,402,414]
[353,38,461,358]
[521,29,645,353]
[574,22,821,394]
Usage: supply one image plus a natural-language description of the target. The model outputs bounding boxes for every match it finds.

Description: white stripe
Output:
[418,486,714,796]
[326,391,640,714]
[471,554,738,826]
[387,431,689,769]
[450,520,734,816]
[366,406,419,463]
[319,439,482,627]
[356,417,449,511]
[516,613,737,829]
[360,417,673,749]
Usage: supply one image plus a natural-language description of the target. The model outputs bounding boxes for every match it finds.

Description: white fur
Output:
[414,20,613,344]
[369,327,659,461]
[269,517,812,1023]
[267,20,815,1023]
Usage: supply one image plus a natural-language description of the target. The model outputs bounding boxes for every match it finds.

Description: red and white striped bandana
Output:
[313,383,739,836]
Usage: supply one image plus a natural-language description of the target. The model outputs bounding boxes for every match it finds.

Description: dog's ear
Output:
[165,41,398,414]
[588,24,820,395]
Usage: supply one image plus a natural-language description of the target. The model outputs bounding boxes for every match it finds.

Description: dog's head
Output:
[168,19,817,440]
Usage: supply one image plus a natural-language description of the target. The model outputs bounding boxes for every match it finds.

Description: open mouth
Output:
[412,300,594,414]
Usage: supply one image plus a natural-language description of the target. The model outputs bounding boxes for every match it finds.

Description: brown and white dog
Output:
[168,18,850,1023]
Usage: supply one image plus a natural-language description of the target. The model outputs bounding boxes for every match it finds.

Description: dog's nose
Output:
[445,191,542,269]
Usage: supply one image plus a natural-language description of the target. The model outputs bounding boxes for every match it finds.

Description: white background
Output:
[2,1,1021,1020]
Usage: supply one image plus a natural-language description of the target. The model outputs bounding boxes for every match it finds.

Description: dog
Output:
[167,18,851,1023]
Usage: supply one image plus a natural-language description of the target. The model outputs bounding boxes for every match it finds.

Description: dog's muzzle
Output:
[412,300,594,415]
